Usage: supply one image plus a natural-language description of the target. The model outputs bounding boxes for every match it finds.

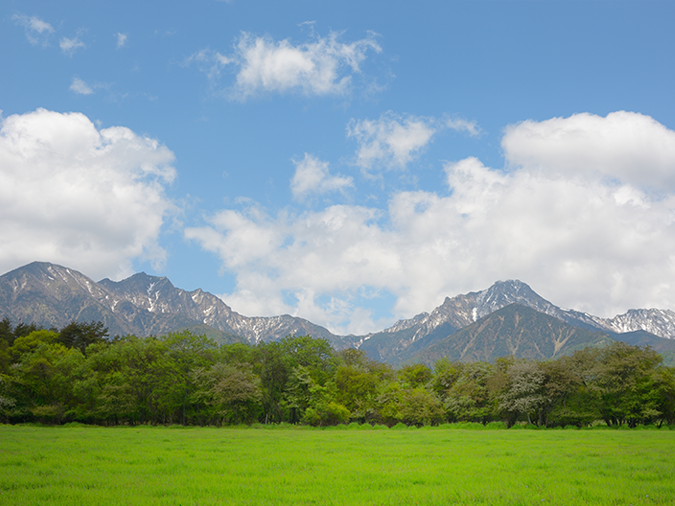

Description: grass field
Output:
[1,425,674,505]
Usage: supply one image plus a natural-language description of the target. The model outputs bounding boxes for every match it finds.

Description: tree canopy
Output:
[0,318,673,428]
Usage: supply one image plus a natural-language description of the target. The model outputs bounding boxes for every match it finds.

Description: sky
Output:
[2,1,675,335]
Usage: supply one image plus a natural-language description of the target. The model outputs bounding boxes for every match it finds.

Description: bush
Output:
[460,422,486,430]
[391,422,408,430]
[485,421,507,430]
[372,424,388,430]
[303,402,351,427]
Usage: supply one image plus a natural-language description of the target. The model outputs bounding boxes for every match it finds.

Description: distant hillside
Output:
[409,304,615,366]
[0,262,351,347]
[359,280,675,365]
[2,262,675,363]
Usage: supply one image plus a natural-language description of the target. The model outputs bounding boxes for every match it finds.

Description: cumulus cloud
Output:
[0,108,176,281]
[186,111,675,334]
[13,14,54,45]
[290,154,353,201]
[60,36,86,56]
[70,77,93,95]
[188,30,381,100]
[347,112,437,172]
[503,111,675,191]
[116,32,128,48]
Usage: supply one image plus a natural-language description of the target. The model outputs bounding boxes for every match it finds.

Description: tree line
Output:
[1,318,674,428]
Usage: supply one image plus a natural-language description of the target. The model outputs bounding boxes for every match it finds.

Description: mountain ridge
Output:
[1,262,674,363]
[408,303,616,366]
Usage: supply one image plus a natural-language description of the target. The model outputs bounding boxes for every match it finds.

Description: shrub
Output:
[485,421,507,430]
[303,402,351,427]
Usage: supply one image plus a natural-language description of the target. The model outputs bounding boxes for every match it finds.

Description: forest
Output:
[1,318,674,428]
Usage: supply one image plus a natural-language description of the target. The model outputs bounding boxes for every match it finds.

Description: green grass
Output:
[1,425,674,505]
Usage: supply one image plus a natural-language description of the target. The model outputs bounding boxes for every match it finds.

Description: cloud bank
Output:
[0,108,176,281]
[186,111,675,334]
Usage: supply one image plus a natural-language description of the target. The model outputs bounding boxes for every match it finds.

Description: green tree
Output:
[497,360,546,426]
[10,342,84,423]
[591,342,663,427]
[192,362,262,425]
[58,320,108,354]
[9,329,59,362]
[396,387,444,426]
[397,363,432,388]
[542,355,597,427]
[444,362,494,424]
[257,335,337,424]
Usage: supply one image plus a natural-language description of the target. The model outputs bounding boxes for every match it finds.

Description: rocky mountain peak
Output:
[473,279,555,319]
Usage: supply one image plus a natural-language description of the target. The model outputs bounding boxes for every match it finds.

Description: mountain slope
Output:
[2,262,674,362]
[409,304,615,366]
[358,280,675,364]
[0,262,350,347]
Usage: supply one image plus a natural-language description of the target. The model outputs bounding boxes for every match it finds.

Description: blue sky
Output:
[2,1,675,334]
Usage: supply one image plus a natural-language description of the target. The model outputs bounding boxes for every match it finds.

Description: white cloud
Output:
[446,118,481,137]
[116,32,128,48]
[0,108,176,281]
[188,30,381,100]
[60,36,86,56]
[503,111,675,191]
[184,48,232,83]
[347,112,437,172]
[290,154,353,201]
[13,14,54,45]
[70,77,93,95]
[186,111,675,334]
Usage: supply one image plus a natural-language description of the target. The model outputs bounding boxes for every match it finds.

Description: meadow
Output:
[1,425,674,505]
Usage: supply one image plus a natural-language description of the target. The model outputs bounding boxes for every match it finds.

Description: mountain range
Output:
[2,262,675,365]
